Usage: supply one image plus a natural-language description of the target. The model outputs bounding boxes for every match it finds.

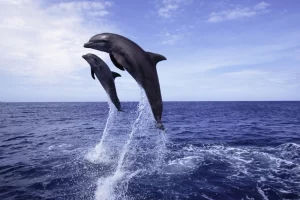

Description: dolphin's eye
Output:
[93,58,99,64]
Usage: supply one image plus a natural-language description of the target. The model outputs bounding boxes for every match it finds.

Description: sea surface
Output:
[0,99,300,200]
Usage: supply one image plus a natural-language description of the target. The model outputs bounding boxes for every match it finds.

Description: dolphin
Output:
[82,53,123,111]
[83,33,166,130]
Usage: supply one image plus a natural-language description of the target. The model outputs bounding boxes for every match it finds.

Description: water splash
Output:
[95,89,167,200]
[257,186,269,200]
[85,101,117,164]
[153,129,168,171]
[115,89,151,172]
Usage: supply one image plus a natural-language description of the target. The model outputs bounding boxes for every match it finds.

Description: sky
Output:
[0,0,299,102]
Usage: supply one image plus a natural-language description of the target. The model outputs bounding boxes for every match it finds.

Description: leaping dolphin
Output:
[84,33,166,130]
[82,53,123,111]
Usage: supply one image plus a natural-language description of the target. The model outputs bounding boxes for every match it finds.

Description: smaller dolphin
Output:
[82,53,123,111]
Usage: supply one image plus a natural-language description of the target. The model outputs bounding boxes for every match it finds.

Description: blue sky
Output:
[0,0,299,102]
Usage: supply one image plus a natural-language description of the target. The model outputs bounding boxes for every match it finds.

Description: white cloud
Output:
[208,1,271,23]
[0,0,118,84]
[156,0,192,19]
[254,2,270,11]
[160,32,182,45]
[159,24,194,45]
[157,40,300,91]
[48,1,113,17]
[193,43,297,73]
[158,64,299,101]
[222,70,268,77]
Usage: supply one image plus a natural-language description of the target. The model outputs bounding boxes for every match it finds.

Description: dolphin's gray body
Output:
[84,33,166,130]
[82,53,122,111]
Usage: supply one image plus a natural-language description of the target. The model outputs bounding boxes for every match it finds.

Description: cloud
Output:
[160,32,182,45]
[208,1,271,23]
[217,69,300,94]
[222,70,268,77]
[48,1,113,17]
[160,38,300,86]
[156,0,192,19]
[161,66,299,101]
[254,2,270,10]
[0,0,117,84]
[159,24,194,45]
[156,37,300,100]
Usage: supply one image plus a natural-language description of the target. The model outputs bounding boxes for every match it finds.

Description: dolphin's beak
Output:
[83,42,94,48]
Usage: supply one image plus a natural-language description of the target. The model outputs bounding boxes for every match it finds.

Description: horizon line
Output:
[1,100,300,103]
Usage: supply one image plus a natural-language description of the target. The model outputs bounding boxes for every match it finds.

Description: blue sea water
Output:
[0,100,300,200]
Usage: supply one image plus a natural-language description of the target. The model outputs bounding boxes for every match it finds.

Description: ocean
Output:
[0,98,300,200]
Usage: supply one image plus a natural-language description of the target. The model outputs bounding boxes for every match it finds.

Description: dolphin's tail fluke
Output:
[156,122,165,131]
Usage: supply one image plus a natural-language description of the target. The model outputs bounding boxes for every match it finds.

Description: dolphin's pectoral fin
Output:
[91,68,95,80]
[111,71,121,79]
[109,53,125,71]
[146,52,167,66]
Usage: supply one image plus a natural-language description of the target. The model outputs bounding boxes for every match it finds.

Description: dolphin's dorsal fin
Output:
[110,53,126,71]
[111,71,121,79]
[146,52,167,66]
[91,68,95,80]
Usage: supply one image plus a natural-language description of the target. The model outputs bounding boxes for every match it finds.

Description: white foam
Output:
[95,169,140,200]
[48,145,54,150]
[201,194,214,200]
[257,186,268,200]
[175,143,300,196]
[94,89,168,200]
[85,101,117,164]
[245,195,255,200]
[47,143,73,151]
[163,156,202,174]
[153,130,168,171]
